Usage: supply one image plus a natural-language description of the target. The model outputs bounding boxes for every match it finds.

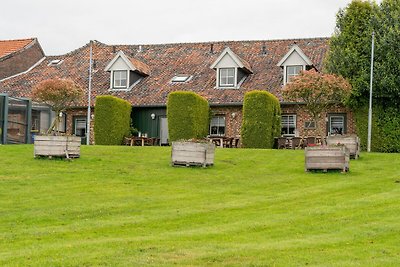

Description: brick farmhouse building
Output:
[0,38,355,145]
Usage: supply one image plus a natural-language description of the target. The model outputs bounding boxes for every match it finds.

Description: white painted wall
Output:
[282,51,308,66]
[214,53,239,68]
[108,57,130,71]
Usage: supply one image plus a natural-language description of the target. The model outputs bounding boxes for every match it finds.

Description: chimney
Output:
[210,44,214,54]
[138,45,143,52]
[112,46,116,53]
[262,44,267,55]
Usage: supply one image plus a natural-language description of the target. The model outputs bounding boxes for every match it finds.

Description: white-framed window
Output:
[219,68,235,87]
[113,70,128,88]
[329,115,345,135]
[286,65,303,83]
[209,116,226,136]
[281,114,296,136]
[304,120,316,129]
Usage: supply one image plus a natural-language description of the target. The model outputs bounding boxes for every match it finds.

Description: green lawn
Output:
[0,145,399,266]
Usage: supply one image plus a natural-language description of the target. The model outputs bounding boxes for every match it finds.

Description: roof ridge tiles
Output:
[102,37,330,48]
[0,38,35,43]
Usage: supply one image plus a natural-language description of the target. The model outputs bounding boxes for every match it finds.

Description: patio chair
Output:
[306,136,316,147]
[232,138,240,148]
[277,137,288,149]
[223,137,233,148]
[291,137,303,149]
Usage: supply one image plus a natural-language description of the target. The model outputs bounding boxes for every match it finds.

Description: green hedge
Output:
[94,95,132,145]
[354,105,400,152]
[167,91,209,142]
[241,90,281,148]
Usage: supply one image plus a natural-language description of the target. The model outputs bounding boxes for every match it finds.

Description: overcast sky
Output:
[1,0,379,55]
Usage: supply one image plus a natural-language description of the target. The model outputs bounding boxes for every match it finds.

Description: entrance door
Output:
[74,117,87,144]
[159,117,169,145]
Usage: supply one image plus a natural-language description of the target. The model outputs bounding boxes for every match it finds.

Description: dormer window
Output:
[113,70,128,88]
[277,45,313,85]
[210,47,252,89]
[286,65,303,83]
[219,68,235,87]
[104,50,150,91]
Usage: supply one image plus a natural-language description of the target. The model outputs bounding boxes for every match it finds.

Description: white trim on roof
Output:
[277,44,313,67]
[104,51,136,72]
[210,47,247,70]
[0,57,46,82]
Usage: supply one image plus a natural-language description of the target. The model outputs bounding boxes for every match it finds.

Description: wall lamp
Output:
[151,113,156,120]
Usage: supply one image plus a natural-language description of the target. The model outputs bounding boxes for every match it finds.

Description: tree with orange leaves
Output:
[281,69,352,137]
[32,78,84,134]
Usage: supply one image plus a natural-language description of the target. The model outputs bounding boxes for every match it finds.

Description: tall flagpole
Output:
[367,32,375,152]
[86,41,93,145]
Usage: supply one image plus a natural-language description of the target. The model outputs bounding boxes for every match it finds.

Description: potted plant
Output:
[281,70,353,172]
[31,78,84,158]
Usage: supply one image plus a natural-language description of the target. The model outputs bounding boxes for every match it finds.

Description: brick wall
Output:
[281,104,356,137]
[210,104,355,139]
[210,106,242,137]
[0,40,45,80]
[65,108,95,144]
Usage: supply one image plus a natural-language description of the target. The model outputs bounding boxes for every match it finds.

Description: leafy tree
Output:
[281,70,352,137]
[32,78,84,134]
[373,0,400,105]
[325,0,377,107]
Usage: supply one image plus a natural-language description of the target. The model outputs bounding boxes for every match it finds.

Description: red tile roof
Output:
[0,38,329,107]
[128,56,151,76]
[0,38,36,59]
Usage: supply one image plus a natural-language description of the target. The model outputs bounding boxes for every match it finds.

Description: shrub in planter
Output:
[32,78,84,134]
[94,95,132,145]
[241,90,281,148]
[167,91,209,142]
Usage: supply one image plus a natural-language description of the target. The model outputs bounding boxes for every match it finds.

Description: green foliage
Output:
[325,0,377,107]
[94,95,132,145]
[373,0,400,105]
[167,91,209,142]
[326,0,400,107]
[354,105,400,152]
[241,90,281,148]
[328,0,400,152]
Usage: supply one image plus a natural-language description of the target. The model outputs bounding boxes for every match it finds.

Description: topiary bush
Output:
[94,95,132,145]
[241,90,281,148]
[354,105,400,152]
[167,91,209,142]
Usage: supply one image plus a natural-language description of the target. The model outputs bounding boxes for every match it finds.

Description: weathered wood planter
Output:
[34,135,81,159]
[305,146,350,172]
[326,135,360,159]
[171,141,215,167]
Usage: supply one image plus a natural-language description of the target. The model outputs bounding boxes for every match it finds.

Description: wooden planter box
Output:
[326,135,360,159]
[171,141,215,167]
[305,146,349,172]
[34,135,81,159]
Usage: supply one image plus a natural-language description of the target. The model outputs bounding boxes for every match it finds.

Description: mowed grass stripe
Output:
[0,145,399,266]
